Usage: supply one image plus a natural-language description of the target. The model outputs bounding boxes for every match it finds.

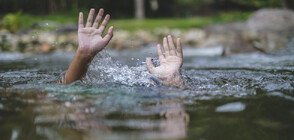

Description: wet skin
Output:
[63,8,185,88]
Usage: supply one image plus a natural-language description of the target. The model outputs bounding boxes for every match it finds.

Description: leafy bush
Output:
[1,11,22,32]
[0,35,11,51]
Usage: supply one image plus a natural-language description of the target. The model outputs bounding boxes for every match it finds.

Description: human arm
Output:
[146,35,186,89]
[62,8,113,84]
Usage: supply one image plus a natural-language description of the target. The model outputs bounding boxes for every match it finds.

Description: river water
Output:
[0,42,294,140]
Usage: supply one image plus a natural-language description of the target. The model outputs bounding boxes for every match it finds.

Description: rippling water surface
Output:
[0,42,294,140]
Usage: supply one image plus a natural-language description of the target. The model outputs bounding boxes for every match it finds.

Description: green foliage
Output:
[110,11,251,31]
[175,0,214,11]
[1,11,22,32]
[19,12,77,29]
[174,0,288,15]
[231,0,285,7]
[0,0,291,19]
[0,35,11,51]
[4,11,251,32]
[212,11,252,23]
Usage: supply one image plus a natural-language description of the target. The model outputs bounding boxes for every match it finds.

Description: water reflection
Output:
[31,86,190,139]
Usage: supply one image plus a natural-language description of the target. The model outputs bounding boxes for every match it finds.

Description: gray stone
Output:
[244,9,294,52]
[202,8,294,54]
[247,8,294,32]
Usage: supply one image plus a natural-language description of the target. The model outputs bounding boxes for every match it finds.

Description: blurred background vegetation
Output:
[0,0,293,53]
[0,0,293,32]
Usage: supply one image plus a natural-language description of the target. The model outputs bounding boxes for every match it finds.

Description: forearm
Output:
[61,8,113,85]
[160,72,186,89]
[62,48,95,85]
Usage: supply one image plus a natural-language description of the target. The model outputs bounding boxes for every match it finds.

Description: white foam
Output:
[215,102,246,112]
[83,50,153,86]
[0,53,24,61]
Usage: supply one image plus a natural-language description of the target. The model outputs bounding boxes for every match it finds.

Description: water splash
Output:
[1,47,294,140]
[83,50,154,86]
[215,102,246,112]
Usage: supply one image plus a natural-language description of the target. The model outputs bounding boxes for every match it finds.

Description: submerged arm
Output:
[63,8,113,84]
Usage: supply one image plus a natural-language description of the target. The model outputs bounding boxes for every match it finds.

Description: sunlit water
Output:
[0,41,294,140]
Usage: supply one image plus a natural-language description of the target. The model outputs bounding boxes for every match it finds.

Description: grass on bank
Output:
[2,11,252,32]
[111,12,252,31]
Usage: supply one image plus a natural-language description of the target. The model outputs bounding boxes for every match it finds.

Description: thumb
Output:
[146,58,155,73]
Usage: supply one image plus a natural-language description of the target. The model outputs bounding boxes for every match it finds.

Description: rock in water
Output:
[203,9,294,55]
[245,9,294,52]
[247,9,294,32]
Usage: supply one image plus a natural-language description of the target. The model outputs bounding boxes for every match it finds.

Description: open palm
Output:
[146,36,183,78]
[78,8,113,56]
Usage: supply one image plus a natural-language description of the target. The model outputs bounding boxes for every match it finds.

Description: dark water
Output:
[0,42,294,140]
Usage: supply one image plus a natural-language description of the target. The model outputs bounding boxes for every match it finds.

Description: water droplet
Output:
[83,51,153,86]
[65,102,71,107]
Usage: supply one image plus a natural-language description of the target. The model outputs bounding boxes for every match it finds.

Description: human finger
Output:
[93,8,104,28]
[98,14,110,35]
[146,58,155,74]
[163,37,169,56]
[86,8,95,27]
[98,14,110,34]
[168,35,176,55]
[157,44,164,60]
[176,38,183,59]
[78,12,84,29]
[103,26,114,45]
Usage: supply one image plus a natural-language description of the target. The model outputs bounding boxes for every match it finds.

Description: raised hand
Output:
[146,35,185,88]
[78,8,113,56]
[63,8,113,85]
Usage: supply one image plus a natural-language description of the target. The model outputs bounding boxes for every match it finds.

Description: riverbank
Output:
[0,9,293,55]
